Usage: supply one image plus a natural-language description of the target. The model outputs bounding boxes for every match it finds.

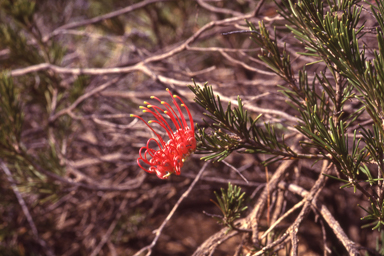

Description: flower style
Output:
[131,89,196,179]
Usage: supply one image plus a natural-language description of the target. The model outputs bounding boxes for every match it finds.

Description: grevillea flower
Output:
[131,89,196,179]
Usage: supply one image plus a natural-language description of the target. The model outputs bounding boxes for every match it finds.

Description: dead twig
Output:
[49,77,120,123]
[279,182,360,255]
[222,160,249,183]
[134,161,211,256]
[89,199,128,256]
[0,161,56,256]
[45,0,171,41]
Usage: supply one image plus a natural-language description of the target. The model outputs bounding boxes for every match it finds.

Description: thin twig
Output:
[222,30,261,36]
[318,216,330,256]
[288,160,330,256]
[45,0,171,41]
[197,0,244,16]
[253,0,266,17]
[253,234,290,256]
[0,161,55,256]
[181,172,263,187]
[193,228,239,256]
[271,188,286,224]
[49,77,120,123]
[280,182,360,255]
[265,165,270,226]
[213,90,300,123]
[260,199,305,240]
[222,160,249,183]
[90,199,128,256]
[219,50,276,75]
[247,159,296,244]
[134,161,211,256]
[22,154,145,191]
[11,12,257,81]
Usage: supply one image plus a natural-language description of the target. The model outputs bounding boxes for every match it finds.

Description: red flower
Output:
[131,89,196,179]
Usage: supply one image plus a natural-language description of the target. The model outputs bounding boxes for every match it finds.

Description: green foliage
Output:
[0,0,65,66]
[359,201,384,230]
[374,230,384,255]
[210,183,248,230]
[189,81,297,165]
[0,24,44,66]
[188,0,384,231]
[247,20,294,83]
[0,73,23,157]
[1,0,36,27]
[0,0,67,194]
[272,0,384,230]
[69,75,90,104]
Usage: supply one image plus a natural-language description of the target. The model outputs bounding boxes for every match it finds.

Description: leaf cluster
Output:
[270,0,384,229]
[189,81,297,165]
[210,183,248,230]
[0,1,69,196]
[0,73,23,157]
[189,0,384,230]
[0,0,65,67]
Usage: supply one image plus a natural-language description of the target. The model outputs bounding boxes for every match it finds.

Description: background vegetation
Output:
[0,0,383,255]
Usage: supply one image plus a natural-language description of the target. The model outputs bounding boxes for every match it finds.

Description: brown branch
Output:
[219,50,276,75]
[253,0,266,17]
[197,0,244,16]
[253,234,290,256]
[255,160,331,255]
[213,90,300,123]
[45,0,171,41]
[192,228,239,256]
[279,182,360,255]
[22,154,145,191]
[11,11,256,81]
[49,77,120,123]
[260,199,304,240]
[318,215,331,256]
[181,171,264,187]
[192,157,340,255]
[10,62,144,76]
[222,160,249,183]
[89,199,128,256]
[244,159,296,244]
[271,188,286,225]
[286,160,330,256]
[134,161,211,256]
[0,161,56,256]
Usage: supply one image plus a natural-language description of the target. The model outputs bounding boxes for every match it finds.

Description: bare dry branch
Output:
[0,161,55,256]
[134,160,211,256]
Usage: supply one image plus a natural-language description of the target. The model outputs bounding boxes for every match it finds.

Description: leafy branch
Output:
[189,81,321,165]
[208,183,248,231]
